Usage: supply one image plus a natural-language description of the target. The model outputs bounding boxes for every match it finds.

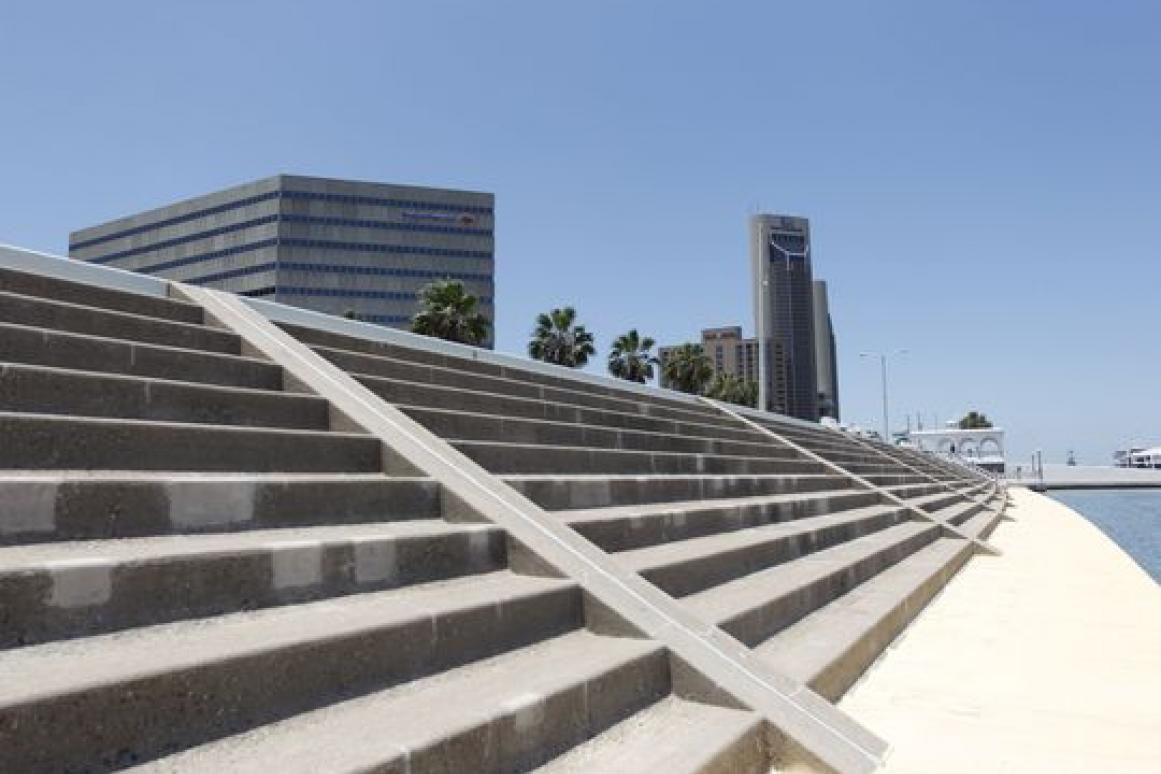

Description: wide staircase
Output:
[0,254,1005,773]
[285,323,1003,702]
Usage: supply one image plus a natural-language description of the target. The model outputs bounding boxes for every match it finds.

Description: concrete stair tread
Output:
[0,570,572,708]
[0,288,239,354]
[0,411,360,439]
[753,537,968,689]
[880,483,943,498]
[0,362,325,429]
[0,320,271,367]
[0,321,283,390]
[618,503,903,573]
[556,489,871,525]
[502,472,840,484]
[0,519,495,569]
[683,521,937,625]
[505,472,852,511]
[0,265,204,323]
[400,403,798,458]
[302,332,721,419]
[453,439,793,462]
[534,696,763,773]
[319,343,721,423]
[0,412,381,473]
[958,506,1002,539]
[926,499,981,526]
[361,372,767,442]
[0,361,294,398]
[0,470,415,483]
[898,487,983,511]
[131,630,663,774]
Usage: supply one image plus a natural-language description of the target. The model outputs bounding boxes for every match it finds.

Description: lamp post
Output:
[860,349,907,443]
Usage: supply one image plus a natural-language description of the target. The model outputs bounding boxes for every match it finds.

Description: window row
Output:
[70,191,281,250]
[71,189,493,251]
[282,190,492,215]
[279,286,495,303]
[87,213,492,265]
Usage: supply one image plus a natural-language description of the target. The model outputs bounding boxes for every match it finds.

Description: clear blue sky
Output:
[1,1,1157,465]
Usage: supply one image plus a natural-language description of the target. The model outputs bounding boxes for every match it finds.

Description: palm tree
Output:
[528,307,595,367]
[958,410,993,429]
[410,279,490,346]
[705,372,758,407]
[607,329,659,383]
[662,343,713,395]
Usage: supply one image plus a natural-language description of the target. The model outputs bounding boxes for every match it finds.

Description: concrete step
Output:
[928,498,984,528]
[882,482,946,500]
[0,520,505,647]
[684,520,942,649]
[132,630,668,774]
[623,504,911,598]
[902,488,971,514]
[0,413,381,472]
[315,344,723,426]
[0,321,284,390]
[505,472,853,511]
[860,473,929,487]
[535,696,767,773]
[835,461,923,476]
[774,437,875,459]
[0,473,442,545]
[0,363,328,429]
[402,404,800,460]
[558,488,883,552]
[959,500,1004,540]
[289,322,721,419]
[0,265,204,324]
[755,537,972,701]
[453,440,821,477]
[0,571,581,772]
[0,289,239,354]
[360,374,766,444]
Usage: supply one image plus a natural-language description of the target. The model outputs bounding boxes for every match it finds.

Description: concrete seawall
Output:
[1010,464,1161,490]
[839,486,1161,773]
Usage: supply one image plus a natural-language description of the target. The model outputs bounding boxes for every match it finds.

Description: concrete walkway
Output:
[839,487,1161,773]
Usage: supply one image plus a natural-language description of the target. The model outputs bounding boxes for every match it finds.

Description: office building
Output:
[813,280,841,421]
[659,326,760,390]
[750,214,818,420]
[69,174,496,347]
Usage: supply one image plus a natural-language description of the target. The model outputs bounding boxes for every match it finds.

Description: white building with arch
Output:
[910,425,1006,473]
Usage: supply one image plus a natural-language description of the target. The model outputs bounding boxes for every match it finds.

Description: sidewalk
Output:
[839,486,1161,773]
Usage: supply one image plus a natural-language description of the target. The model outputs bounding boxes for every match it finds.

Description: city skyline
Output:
[0,1,1157,464]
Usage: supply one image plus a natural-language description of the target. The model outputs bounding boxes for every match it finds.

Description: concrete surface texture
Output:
[0,248,1011,772]
[840,486,1161,773]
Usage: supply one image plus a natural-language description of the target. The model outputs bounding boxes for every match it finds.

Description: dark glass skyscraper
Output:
[750,214,818,420]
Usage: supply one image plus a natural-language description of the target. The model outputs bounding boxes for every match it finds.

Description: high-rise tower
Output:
[751,214,818,420]
[812,279,840,421]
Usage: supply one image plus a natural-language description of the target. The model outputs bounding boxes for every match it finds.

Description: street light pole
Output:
[861,349,907,443]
